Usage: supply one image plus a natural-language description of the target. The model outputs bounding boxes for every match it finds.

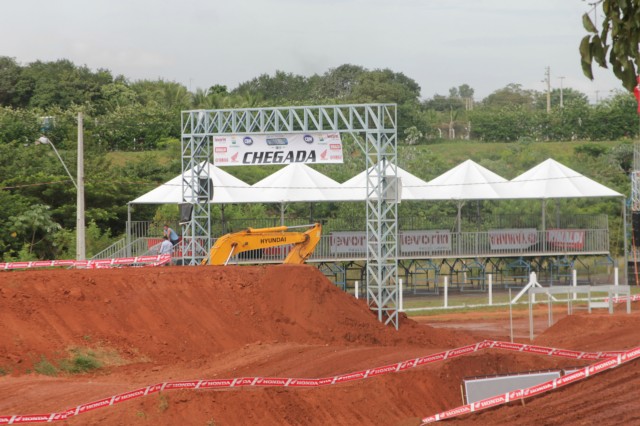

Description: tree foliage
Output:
[580,0,640,91]
[0,56,637,260]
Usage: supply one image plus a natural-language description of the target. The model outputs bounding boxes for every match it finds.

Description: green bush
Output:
[34,357,58,376]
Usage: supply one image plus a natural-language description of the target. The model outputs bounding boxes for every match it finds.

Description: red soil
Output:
[0,265,638,425]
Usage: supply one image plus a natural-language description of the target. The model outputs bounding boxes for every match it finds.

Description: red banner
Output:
[546,229,585,249]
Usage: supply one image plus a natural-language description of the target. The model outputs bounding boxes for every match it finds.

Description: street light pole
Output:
[76,112,85,260]
[35,111,86,261]
[36,136,77,189]
[559,76,565,108]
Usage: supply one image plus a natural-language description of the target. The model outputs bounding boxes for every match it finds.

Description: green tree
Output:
[19,59,113,109]
[8,204,61,258]
[130,80,191,111]
[233,71,310,103]
[0,57,24,107]
[317,64,366,100]
[482,84,535,109]
[580,0,640,91]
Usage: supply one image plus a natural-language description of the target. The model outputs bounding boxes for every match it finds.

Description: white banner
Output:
[400,230,451,253]
[488,228,538,250]
[213,133,343,166]
[330,232,367,254]
[330,230,452,254]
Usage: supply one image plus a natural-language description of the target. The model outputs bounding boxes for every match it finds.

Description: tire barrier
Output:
[0,255,171,271]
[0,340,634,424]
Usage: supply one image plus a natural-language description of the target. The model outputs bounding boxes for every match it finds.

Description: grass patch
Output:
[157,393,169,412]
[32,348,107,376]
[34,356,58,376]
[0,367,7,376]
[59,350,101,374]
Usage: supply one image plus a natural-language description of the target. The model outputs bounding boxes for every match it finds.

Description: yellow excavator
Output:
[201,223,322,265]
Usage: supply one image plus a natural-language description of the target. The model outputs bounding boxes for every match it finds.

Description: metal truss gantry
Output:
[181,104,400,328]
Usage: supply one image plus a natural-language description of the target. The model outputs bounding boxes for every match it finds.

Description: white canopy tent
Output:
[505,158,625,254]
[507,158,623,199]
[340,163,430,200]
[412,159,510,232]
[130,162,256,205]
[252,163,357,202]
[127,158,624,248]
[421,159,510,200]
[251,163,360,224]
[128,158,624,206]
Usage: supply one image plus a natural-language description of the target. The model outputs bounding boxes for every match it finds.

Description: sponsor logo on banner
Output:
[488,228,537,250]
[546,229,585,249]
[330,231,452,254]
[400,230,451,253]
[213,133,343,166]
[330,232,367,254]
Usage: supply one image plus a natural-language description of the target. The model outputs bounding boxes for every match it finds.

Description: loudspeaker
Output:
[197,177,214,201]
[633,212,640,246]
[383,176,402,202]
[179,203,194,223]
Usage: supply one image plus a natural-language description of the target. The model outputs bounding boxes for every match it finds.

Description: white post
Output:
[614,267,619,298]
[509,288,514,343]
[488,274,493,305]
[399,278,403,312]
[444,276,448,308]
[531,272,537,304]
[76,112,86,261]
[355,280,359,299]
[572,269,577,301]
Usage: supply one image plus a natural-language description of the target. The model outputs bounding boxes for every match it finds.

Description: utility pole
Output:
[545,66,551,113]
[77,112,85,261]
[558,76,565,108]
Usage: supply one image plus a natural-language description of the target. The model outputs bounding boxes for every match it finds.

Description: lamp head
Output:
[35,136,51,145]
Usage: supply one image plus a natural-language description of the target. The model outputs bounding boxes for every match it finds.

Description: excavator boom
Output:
[202,223,322,265]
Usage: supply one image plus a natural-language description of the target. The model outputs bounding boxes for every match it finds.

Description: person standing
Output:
[159,236,173,255]
[163,224,179,246]
[158,236,173,265]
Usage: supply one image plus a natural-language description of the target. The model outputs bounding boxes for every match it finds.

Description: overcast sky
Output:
[0,0,623,103]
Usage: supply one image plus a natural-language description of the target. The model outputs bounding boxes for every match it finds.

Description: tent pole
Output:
[541,199,546,251]
[126,203,132,257]
[623,198,628,285]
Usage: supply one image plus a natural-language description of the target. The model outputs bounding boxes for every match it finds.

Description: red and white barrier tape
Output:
[420,344,640,424]
[0,340,631,424]
[0,255,171,271]
[605,294,640,304]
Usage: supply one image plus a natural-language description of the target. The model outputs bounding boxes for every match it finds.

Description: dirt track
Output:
[0,265,638,425]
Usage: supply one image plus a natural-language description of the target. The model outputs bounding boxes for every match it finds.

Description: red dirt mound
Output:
[452,310,640,426]
[0,264,473,372]
[1,265,638,425]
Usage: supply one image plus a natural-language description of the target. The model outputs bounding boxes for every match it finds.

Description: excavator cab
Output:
[202,223,322,266]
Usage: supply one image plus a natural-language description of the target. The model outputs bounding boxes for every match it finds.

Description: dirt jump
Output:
[0,264,638,425]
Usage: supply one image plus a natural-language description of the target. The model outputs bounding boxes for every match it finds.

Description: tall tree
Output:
[482,84,535,109]
[0,57,24,107]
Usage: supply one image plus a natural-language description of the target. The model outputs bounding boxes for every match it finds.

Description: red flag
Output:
[634,76,640,114]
